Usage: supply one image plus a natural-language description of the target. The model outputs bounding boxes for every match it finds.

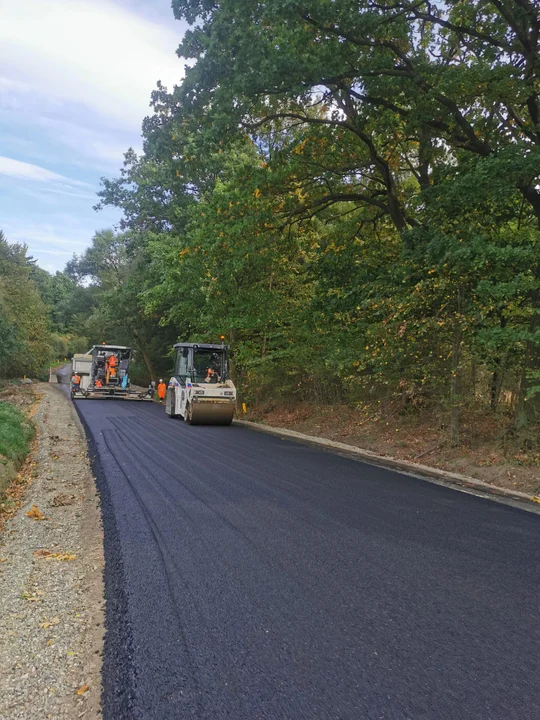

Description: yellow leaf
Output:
[253,188,261,198]
[76,684,89,696]
[40,617,60,629]
[26,505,45,521]
[34,550,77,561]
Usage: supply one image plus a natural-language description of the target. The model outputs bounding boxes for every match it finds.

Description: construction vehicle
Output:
[165,342,236,425]
[71,345,154,401]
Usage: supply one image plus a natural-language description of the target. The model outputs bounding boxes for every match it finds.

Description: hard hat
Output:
[159,379,163,382]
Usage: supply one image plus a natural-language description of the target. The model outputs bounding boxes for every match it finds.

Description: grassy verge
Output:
[0,400,35,496]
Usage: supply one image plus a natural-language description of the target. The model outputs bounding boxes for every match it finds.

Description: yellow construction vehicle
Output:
[165,343,236,424]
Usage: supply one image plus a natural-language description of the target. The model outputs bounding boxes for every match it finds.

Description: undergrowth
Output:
[0,401,34,492]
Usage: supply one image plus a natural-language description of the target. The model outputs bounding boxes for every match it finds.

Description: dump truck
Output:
[71,345,154,400]
[165,342,236,424]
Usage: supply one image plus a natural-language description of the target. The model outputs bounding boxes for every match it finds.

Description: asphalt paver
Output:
[75,399,540,720]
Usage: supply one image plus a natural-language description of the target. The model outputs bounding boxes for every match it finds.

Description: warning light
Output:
[220,335,225,341]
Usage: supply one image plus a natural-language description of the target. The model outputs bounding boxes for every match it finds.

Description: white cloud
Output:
[0,155,89,186]
[0,0,184,272]
[0,0,185,130]
[36,117,143,167]
[5,225,89,250]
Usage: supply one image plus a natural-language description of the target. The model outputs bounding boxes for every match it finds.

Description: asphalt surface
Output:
[74,399,540,720]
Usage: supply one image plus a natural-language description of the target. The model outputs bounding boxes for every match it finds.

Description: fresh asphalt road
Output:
[75,399,540,720]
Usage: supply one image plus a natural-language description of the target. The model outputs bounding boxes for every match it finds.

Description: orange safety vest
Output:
[108,355,118,367]
[157,382,167,398]
[72,374,80,385]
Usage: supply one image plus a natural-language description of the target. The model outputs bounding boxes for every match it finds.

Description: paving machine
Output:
[165,343,236,424]
[71,345,154,400]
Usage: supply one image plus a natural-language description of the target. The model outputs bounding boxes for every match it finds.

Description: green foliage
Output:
[88,0,540,440]
[0,236,54,377]
[0,400,34,466]
[65,229,178,383]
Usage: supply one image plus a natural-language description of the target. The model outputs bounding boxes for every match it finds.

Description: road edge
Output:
[71,396,139,720]
[49,384,106,717]
[235,419,540,514]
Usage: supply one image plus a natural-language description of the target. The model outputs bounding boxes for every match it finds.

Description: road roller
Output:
[165,342,236,425]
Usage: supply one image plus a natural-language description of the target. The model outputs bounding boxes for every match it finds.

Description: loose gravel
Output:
[0,384,104,719]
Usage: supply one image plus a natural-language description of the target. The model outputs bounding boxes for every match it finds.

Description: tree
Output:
[93,0,539,442]
[0,234,53,377]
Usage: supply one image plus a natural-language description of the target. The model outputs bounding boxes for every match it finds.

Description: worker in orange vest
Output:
[157,379,167,404]
[105,353,118,383]
[71,372,81,394]
[95,378,103,388]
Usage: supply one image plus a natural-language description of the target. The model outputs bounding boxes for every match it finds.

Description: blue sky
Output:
[0,0,187,272]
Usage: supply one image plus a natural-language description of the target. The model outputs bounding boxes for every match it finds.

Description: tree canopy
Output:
[91,0,539,443]
[5,0,536,444]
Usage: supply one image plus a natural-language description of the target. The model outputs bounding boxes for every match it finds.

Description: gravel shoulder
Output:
[0,383,104,719]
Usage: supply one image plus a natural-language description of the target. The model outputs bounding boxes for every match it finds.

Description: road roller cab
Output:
[165,343,236,425]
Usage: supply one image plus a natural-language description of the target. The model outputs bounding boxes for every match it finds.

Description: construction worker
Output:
[106,353,118,383]
[71,372,81,395]
[157,378,167,404]
[204,367,218,383]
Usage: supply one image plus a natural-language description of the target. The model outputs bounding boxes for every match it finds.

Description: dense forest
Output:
[2,0,539,446]
[0,230,86,378]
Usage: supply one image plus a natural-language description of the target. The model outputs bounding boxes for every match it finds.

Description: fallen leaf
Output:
[76,684,89,696]
[51,494,75,507]
[52,553,77,562]
[34,550,77,561]
[34,549,53,558]
[531,496,540,504]
[40,617,60,629]
[26,505,45,521]
[0,557,7,563]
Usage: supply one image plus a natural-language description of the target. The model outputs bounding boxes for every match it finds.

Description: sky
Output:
[0,0,187,272]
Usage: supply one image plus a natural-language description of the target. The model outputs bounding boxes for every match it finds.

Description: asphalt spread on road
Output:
[75,399,540,720]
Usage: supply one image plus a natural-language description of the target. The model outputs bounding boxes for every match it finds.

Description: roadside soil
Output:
[248,402,540,497]
[0,383,104,719]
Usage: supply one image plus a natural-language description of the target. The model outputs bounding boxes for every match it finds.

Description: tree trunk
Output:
[132,332,156,383]
[490,367,500,411]
[450,291,463,446]
[228,328,237,385]
[138,345,156,383]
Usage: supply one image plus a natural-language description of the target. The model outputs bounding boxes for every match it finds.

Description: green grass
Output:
[0,401,34,467]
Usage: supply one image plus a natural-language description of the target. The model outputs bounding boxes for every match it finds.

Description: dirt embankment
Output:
[248,403,540,497]
[0,383,103,719]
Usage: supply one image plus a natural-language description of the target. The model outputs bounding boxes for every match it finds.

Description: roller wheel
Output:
[168,390,177,418]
